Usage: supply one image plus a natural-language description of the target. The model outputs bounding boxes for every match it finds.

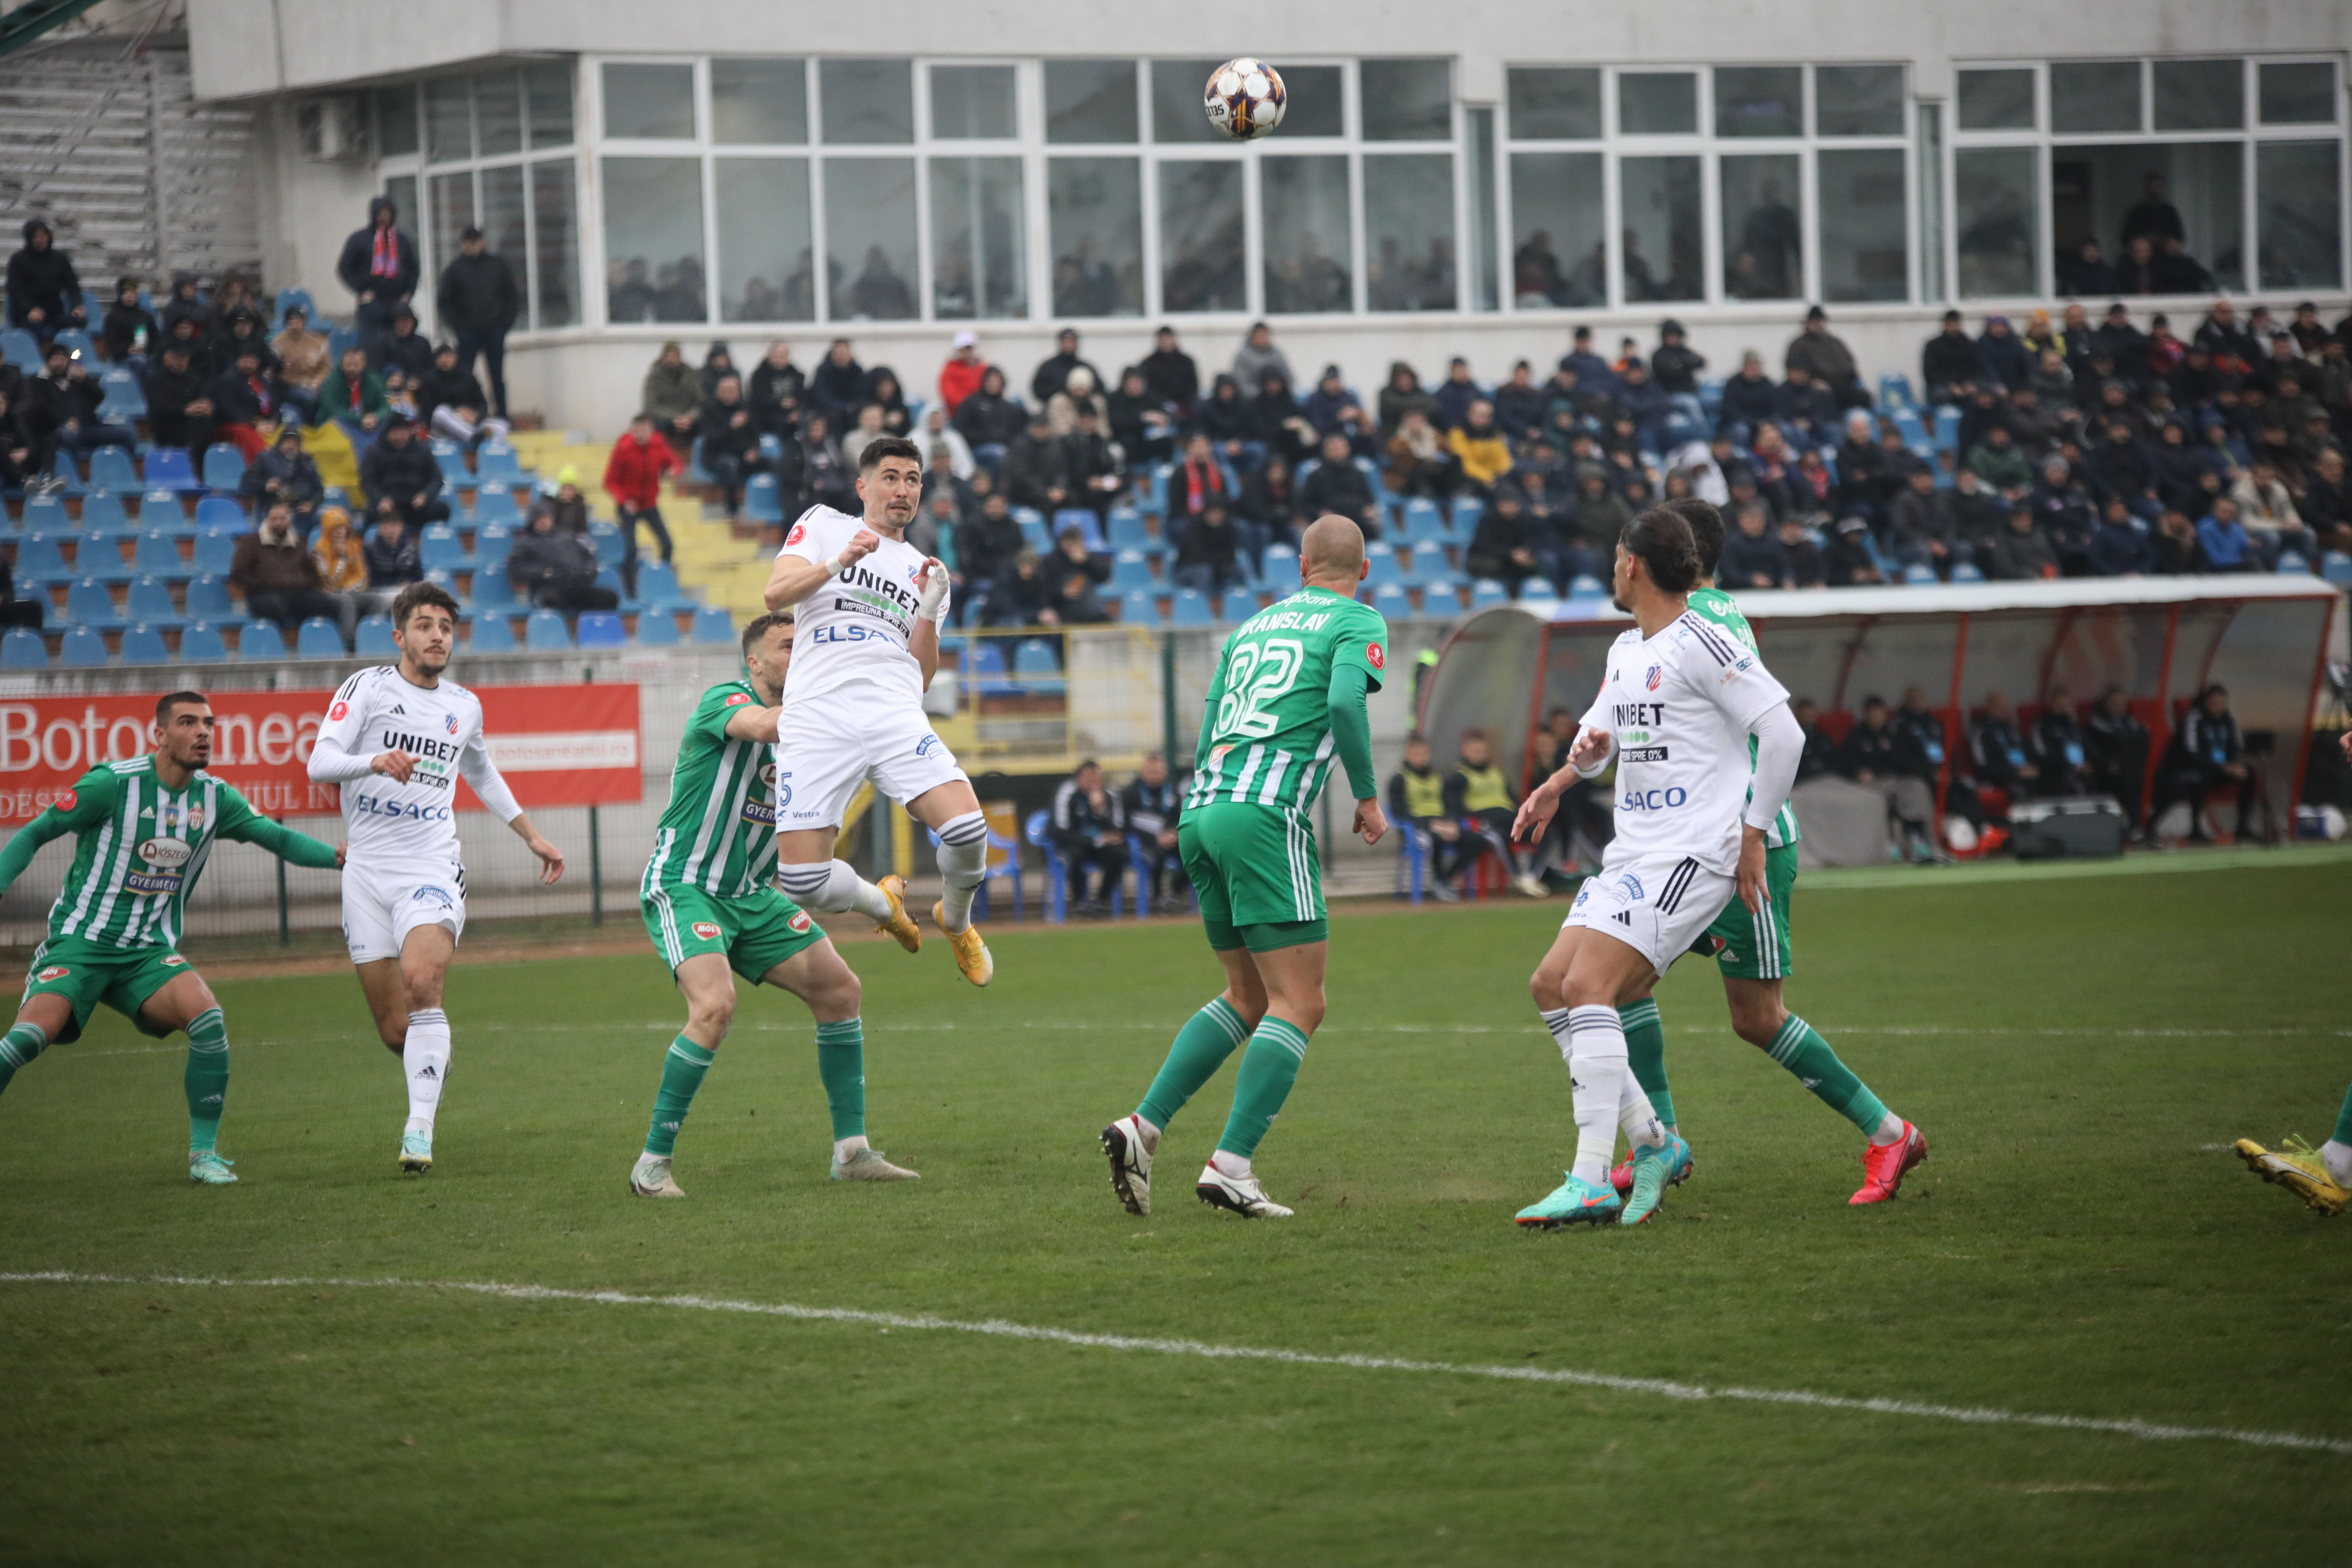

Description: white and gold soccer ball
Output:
[1204,58,1286,141]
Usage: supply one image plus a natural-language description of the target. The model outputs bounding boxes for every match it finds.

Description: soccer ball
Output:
[1204,58,1285,141]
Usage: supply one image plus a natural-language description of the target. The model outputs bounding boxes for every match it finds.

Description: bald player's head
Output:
[1299,513,1368,588]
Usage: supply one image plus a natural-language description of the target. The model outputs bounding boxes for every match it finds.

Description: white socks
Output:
[1870,1111,1906,1147]
[778,860,893,922]
[403,1007,450,1135]
[1210,1149,1253,1180]
[1130,1113,1161,1154]
[1549,1004,1663,1186]
[833,1134,869,1164]
[935,811,990,932]
[2324,1140,2352,1188]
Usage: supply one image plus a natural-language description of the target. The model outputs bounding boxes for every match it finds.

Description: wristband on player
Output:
[917,571,951,623]
[819,551,848,578]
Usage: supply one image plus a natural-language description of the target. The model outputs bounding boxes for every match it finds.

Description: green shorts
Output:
[21,937,194,1046]
[643,882,826,982]
[1694,841,1797,981]
[1179,804,1329,954]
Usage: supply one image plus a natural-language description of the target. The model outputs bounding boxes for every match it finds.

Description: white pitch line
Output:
[3,1270,2343,1457]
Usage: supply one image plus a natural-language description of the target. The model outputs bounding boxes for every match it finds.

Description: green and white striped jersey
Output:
[1184,587,1388,819]
[642,680,781,901]
[1687,586,1800,849]
[0,756,339,951]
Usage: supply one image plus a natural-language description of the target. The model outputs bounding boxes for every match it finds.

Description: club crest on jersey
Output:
[446,713,461,735]
[1366,642,1384,670]
[1645,664,1663,691]
[35,965,69,981]
[788,911,812,934]
[692,921,721,940]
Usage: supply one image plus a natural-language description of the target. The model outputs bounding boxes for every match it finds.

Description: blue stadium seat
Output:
[1468,578,1510,609]
[634,609,681,646]
[743,473,784,521]
[967,640,1022,698]
[1052,508,1107,553]
[588,523,623,567]
[470,570,518,611]
[1013,638,1063,694]
[474,444,523,484]
[1363,552,1408,589]
[1903,562,1937,585]
[575,610,626,649]
[96,369,145,421]
[1450,497,1485,541]
[201,443,246,493]
[139,489,190,535]
[1520,580,1561,609]
[1878,372,1918,410]
[75,532,130,581]
[690,606,735,645]
[0,628,47,670]
[1014,508,1049,554]
[133,532,189,580]
[46,450,83,495]
[79,491,131,534]
[474,524,513,576]
[469,615,517,653]
[0,328,36,369]
[126,577,182,627]
[180,623,228,663]
[192,532,239,577]
[273,287,315,324]
[419,525,469,572]
[59,626,108,667]
[2323,552,2352,587]
[1400,497,1446,544]
[525,608,571,650]
[434,444,472,489]
[1259,546,1301,594]
[1110,551,1157,593]
[355,616,398,658]
[18,534,72,585]
[296,617,343,659]
[635,562,687,608]
[1567,574,1606,600]
[64,579,121,628]
[1949,561,1985,583]
[593,567,634,610]
[326,326,358,366]
[86,447,140,493]
[472,484,520,526]
[144,448,201,492]
[1370,582,1408,619]
[1217,588,1257,623]
[184,574,234,621]
[1169,588,1212,627]
[1106,508,1150,552]
[1408,541,1452,584]
[19,494,69,536]
[194,495,248,533]
[235,619,285,660]
[1119,589,1161,628]
[1933,406,1960,451]
[2276,551,2309,576]
[52,327,96,364]
[120,625,170,666]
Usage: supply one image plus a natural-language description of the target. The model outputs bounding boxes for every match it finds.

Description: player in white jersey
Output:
[760,435,994,987]
[306,582,565,1172]
[1507,509,1805,1230]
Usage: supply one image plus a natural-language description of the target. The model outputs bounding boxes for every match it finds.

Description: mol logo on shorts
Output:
[788,911,812,934]
[692,922,721,940]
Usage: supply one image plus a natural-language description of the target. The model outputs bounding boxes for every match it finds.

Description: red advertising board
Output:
[0,685,641,822]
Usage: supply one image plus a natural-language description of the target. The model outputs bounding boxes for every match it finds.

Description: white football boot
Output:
[1102,1114,1155,1216]
[1196,1161,1293,1218]
[630,1153,686,1197]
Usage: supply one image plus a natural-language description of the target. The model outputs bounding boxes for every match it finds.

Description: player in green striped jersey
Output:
[1101,515,1391,1220]
[0,691,343,1183]
[628,612,916,1197]
[1605,499,1925,1206]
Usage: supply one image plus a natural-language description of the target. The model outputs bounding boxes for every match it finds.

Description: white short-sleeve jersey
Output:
[313,666,505,874]
[775,505,931,707]
[1580,611,1792,876]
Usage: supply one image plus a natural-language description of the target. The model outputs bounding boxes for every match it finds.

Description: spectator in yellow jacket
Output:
[310,504,369,643]
[1445,398,1514,497]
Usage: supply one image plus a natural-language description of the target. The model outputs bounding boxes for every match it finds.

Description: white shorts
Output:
[1562,850,1736,978]
[342,860,468,964]
[775,692,967,833]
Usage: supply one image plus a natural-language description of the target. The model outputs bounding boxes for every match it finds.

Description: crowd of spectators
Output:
[1047,752,1192,917]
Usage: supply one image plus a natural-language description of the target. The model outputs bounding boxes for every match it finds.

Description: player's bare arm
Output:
[764,527,881,610]
[721,706,783,746]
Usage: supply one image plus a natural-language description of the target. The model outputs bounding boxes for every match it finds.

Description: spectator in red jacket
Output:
[602,412,680,591]
[938,330,985,414]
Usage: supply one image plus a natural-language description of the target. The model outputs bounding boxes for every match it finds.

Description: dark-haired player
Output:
[307,581,565,1174]
[0,692,344,1182]
[628,610,916,1197]
[1600,497,1925,1207]
[761,435,993,987]
[1510,509,1804,1228]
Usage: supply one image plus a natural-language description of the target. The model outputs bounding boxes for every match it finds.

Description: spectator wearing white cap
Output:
[939,329,984,414]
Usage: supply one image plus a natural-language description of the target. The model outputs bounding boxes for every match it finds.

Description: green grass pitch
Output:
[2,859,2348,1564]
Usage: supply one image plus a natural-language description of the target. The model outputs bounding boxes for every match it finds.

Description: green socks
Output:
[815,1018,866,1142]
[644,1035,716,1157]
[1766,1014,1889,1135]
[1619,999,1673,1128]
[0,1020,48,1095]
[184,1007,229,1153]
[1216,1016,1311,1159]
[1138,996,1250,1131]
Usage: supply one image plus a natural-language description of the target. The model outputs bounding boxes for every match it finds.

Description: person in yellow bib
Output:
[1447,730,1547,897]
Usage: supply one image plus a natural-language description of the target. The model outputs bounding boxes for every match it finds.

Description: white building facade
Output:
[187,0,2352,429]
